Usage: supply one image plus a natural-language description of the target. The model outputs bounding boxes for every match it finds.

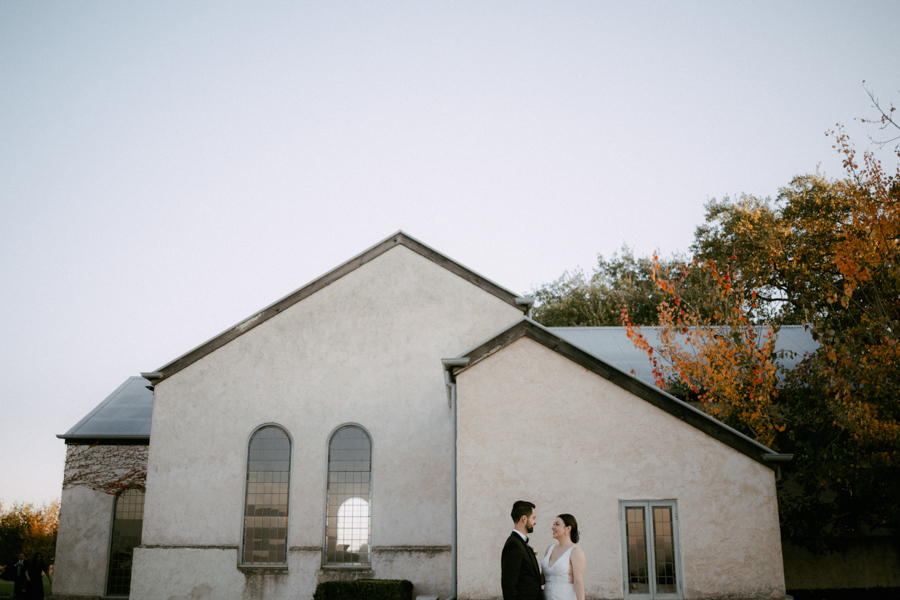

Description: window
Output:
[106,488,144,596]
[619,501,682,599]
[241,425,292,566]
[324,425,372,566]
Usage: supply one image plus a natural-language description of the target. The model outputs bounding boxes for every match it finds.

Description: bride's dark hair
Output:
[558,514,579,543]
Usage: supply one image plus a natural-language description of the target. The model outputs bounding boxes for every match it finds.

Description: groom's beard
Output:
[526,524,534,533]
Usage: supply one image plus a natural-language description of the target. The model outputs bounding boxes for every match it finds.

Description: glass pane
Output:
[242,426,291,565]
[652,506,677,594]
[106,488,144,596]
[625,506,650,594]
[325,426,372,566]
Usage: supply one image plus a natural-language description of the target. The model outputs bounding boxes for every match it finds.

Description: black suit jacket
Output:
[501,532,543,600]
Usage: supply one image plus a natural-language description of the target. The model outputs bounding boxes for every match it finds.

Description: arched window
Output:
[106,487,144,596]
[324,425,372,566]
[241,425,292,565]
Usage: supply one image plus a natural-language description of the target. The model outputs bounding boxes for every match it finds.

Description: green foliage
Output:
[532,247,676,326]
[777,377,900,548]
[0,501,59,566]
[690,176,858,326]
[312,579,413,600]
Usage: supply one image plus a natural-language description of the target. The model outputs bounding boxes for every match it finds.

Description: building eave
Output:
[58,435,150,445]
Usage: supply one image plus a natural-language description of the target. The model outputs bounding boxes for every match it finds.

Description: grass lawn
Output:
[0,574,52,596]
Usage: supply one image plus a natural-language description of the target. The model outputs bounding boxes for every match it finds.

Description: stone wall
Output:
[53,443,148,598]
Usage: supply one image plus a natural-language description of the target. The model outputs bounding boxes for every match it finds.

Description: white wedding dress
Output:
[541,544,577,600]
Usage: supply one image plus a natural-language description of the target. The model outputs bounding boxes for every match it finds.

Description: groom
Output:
[501,500,542,600]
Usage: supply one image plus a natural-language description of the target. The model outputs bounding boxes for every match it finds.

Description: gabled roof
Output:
[58,376,153,442]
[143,231,530,384]
[548,325,818,387]
[450,318,790,469]
[64,324,808,450]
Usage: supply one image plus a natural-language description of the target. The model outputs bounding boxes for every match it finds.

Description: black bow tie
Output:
[524,537,530,544]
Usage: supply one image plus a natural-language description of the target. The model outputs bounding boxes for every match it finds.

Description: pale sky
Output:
[1,1,898,505]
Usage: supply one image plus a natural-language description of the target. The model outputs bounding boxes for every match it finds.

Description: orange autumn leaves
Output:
[829,125,900,315]
[621,123,900,470]
[0,501,59,563]
[622,254,786,448]
[808,125,900,470]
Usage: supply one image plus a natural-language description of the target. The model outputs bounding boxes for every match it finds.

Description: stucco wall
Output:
[455,337,786,600]
[52,446,118,597]
[133,245,523,599]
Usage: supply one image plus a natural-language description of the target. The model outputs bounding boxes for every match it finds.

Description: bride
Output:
[540,514,586,600]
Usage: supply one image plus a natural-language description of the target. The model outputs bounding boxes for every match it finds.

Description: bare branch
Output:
[861,82,900,153]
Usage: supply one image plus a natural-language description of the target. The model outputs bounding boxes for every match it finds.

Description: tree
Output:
[621,254,787,448]
[533,247,696,327]
[776,118,900,542]
[531,89,900,546]
[629,105,900,545]
[0,501,59,565]
[691,177,859,326]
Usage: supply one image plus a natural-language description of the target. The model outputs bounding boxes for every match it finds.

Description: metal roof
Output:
[58,376,153,441]
[548,325,819,387]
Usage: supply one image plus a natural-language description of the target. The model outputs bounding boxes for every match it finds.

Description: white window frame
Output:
[619,500,684,600]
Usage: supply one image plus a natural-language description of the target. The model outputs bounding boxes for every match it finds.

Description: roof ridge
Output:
[144,231,528,384]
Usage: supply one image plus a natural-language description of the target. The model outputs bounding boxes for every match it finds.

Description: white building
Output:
[53,232,796,600]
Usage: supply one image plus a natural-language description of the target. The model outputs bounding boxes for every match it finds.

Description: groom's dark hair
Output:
[510,500,536,523]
